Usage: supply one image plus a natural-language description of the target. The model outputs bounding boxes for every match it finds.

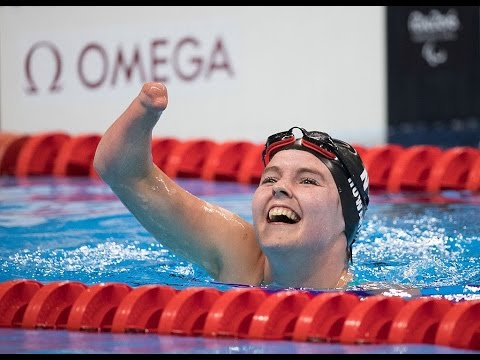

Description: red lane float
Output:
[22,281,88,329]
[0,133,31,175]
[1,131,479,193]
[387,145,443,192]
[237,143,264,184]
[292,291,360,342]
[426,147,480,192]
[1,279,479,351]
[466,156,480,192]
[435,300,480,350]
[339,296,406,344]
[15,132,71,176]
[158,287,222,336]
[202,141,257,182]
[388,297,453,344]
[203,288,268,338]
[0,279,43,327]
[111,285,177,333]
[247,290,313,340]
[53,134,101,177]
[361,144,404,190]
[152,137,182,172]
[162,139,218,178]
[66,282,132,332]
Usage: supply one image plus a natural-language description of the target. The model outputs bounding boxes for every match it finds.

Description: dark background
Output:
[387,6,480,148]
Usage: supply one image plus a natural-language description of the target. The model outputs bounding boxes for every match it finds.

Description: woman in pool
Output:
[94,82,369,290]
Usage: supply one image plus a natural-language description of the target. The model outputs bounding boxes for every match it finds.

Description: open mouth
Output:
[267,206,300,224]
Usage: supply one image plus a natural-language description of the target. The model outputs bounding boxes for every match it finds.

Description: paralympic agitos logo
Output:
[24,36,235,94]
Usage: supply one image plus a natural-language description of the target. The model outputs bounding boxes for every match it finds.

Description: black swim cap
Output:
[262,127,369,252]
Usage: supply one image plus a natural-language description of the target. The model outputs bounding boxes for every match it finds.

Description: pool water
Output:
[1,176,480,354]
[1,176,479,298]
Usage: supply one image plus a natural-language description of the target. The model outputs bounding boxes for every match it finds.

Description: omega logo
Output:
[24,36,234,94]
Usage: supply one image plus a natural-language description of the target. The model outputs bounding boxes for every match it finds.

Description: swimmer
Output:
[94,82,369,290]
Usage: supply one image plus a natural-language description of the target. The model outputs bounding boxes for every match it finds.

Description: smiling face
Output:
[252,149,346,259]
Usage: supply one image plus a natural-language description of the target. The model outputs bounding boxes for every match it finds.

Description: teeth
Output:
[268,207,300,222]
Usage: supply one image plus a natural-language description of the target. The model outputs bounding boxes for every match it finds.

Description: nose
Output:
[272,182,292,198]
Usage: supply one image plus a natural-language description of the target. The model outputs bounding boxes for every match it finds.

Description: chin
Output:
[260,236,297,253]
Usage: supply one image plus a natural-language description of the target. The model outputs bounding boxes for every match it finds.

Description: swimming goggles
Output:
[262,126,369,208]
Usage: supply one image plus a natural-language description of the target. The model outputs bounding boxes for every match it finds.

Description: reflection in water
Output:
[1,328,475,354]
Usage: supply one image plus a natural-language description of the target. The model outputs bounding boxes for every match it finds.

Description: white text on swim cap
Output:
[348,169,368,222]
[348,178,363,221]
[360,168,369,192]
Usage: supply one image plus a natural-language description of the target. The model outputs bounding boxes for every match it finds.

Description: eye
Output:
[261,176,277,185]
[300,177,320,185]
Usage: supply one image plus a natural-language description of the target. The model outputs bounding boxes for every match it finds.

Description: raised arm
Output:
[94,83,167,182]
[93,82,264,284]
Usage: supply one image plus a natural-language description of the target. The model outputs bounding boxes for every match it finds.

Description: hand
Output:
[138,82,168,113]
